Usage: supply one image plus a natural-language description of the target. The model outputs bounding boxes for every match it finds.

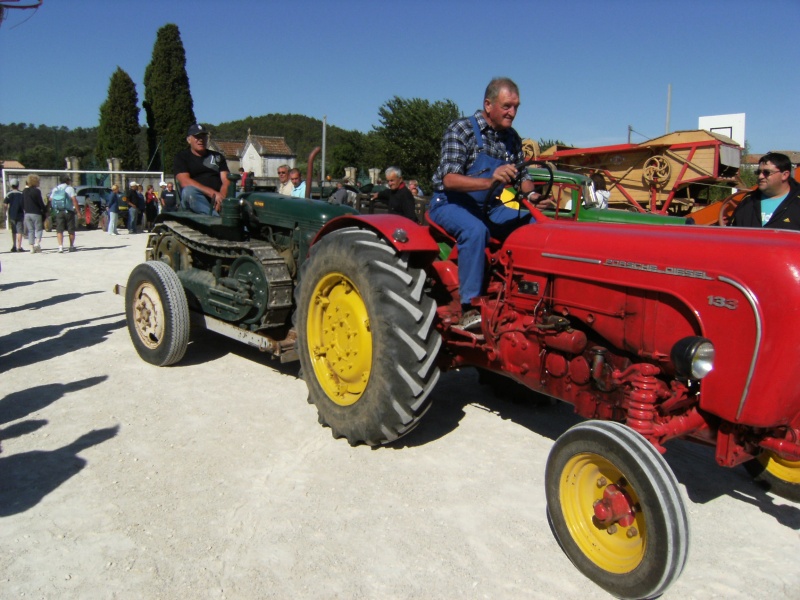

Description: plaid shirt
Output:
[432,110,529,191]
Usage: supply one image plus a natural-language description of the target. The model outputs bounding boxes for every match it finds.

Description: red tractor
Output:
[295,163,800,599]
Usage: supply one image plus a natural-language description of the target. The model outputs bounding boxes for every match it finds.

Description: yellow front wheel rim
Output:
[560,452,646,574]
[759,451,800,484]
[307,272,372,406]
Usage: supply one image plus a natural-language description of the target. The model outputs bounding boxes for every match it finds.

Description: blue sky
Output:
[1,0,798,153]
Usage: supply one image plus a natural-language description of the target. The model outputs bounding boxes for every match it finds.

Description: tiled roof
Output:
[248,135,294,156]
[210,140,245,159]
[770,150,800,164]
[1,159,26,169]
[744,151,800,165]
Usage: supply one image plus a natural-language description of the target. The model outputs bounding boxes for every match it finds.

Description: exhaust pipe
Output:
[306,146,320,199]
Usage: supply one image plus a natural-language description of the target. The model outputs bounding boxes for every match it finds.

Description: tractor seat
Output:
[425,211,503,249]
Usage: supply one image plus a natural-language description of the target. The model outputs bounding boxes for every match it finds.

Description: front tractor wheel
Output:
[545,421,689,599]
[296,227,441,446]
[744,452,800,502]
[125,261,190,366]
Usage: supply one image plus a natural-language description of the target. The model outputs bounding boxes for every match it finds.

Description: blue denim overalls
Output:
[428,116,531,304]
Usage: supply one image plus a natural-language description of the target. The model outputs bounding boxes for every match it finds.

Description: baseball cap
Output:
[10,178,19,187]
[130,181,139,187]
[187,123,209,137]
[159,180,167,187]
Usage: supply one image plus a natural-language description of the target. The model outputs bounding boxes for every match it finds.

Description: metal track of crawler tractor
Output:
[146,222,294,328]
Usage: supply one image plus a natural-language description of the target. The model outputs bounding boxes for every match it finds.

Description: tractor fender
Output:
[311,213,440,256]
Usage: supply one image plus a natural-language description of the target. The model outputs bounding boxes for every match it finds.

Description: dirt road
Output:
[1,228,798,599]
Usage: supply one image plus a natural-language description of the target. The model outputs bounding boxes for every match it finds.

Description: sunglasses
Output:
[756,169,782,177]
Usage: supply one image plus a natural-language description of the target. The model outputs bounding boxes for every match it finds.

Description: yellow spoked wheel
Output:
[296,227,441,446]
[125,261,190,366]
[745,450,800,502]
[545,421,688,599]
[307,272,372,406]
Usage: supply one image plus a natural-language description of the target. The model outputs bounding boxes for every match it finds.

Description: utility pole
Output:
[321,115,327,185]
[665,83,672,134]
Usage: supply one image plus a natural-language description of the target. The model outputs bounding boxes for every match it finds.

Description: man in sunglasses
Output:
[727,152,800,230]
[277,164,293,196]
[174,123,230,215]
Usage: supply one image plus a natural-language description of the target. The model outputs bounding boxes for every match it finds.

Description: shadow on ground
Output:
[0,425,119,517]
[176,328,302,378]
[0,317,125,373]
[0,278,57,292]
[0,290,103,315]
[391,368,800,530]
[0,376,109,425]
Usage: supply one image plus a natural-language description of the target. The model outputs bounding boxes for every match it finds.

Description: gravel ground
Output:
[1,228,799,599]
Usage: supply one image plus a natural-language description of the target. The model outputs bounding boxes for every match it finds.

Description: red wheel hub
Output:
[593,484,636,527]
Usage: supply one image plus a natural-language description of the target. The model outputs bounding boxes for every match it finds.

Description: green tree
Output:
[373,96,461,186]
[18,144,59,170]
[96,67,141,171]
[538,138,568,153]
[143,23,195,171]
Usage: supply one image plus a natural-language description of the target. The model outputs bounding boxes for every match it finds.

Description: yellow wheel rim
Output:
[758,451,800,484]
[559,453,646,574]
[307,272,372,406]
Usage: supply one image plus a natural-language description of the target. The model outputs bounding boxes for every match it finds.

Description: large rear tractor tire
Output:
[545,421,689,599]
[744,452,800,502]
[86,202,101,229]
[296,227,441,446]
[125,261,190,366]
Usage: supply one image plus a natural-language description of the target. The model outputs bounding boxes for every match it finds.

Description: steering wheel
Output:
[485,158,555,212]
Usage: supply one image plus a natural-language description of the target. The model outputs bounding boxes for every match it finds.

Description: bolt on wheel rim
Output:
[133,282,165,349]
[559,452,646,574]
[307,272,371,406]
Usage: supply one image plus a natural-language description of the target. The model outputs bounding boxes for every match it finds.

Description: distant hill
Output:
[207,113,357,163]
[0,114,359,171]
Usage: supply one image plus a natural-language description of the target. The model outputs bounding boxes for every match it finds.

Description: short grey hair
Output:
[385,166,402,179]
[485,77,519,103]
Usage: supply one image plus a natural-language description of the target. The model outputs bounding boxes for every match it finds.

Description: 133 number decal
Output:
[708,295,738,310]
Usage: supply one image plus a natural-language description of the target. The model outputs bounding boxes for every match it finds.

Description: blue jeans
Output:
[128,207,139,233]
[108,210,118,234]
[181,186,219,216]
[428,194,531,304]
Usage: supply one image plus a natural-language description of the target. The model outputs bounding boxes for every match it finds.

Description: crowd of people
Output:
[5,86,798,260]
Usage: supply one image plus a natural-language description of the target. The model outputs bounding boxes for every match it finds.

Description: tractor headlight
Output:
[671,337,715,379]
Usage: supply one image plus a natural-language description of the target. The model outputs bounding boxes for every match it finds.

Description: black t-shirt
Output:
[126,188,145,210]
[4,190,24,220]
[161,189,178,210]
[173,148,229,192]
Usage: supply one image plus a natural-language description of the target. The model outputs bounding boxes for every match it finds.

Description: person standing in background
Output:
[22,173,46,253]
[4,178,25,252]
[107,184,120,235]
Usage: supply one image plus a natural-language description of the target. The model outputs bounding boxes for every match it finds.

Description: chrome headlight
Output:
[671,337,715,379]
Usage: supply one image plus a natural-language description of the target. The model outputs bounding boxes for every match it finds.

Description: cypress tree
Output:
[96,67,142,171]
[143,23,196,172]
